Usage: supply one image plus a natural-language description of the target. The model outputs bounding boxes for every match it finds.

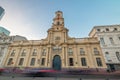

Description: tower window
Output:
[57,22,60,25]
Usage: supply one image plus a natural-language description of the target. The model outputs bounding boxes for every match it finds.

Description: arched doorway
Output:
[52,55,61,70]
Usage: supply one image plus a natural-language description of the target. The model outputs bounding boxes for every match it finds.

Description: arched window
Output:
[30,58,35,66]
[18,58,24,66]
[7,58,13,65]
[96,58,102,67]
[11,50,15,56]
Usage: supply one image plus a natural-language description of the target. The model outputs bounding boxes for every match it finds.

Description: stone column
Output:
[73,45,78,67]
[26,46,33,67]
[14,47,22,67]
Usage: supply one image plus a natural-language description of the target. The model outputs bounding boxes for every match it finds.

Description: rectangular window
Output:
[109,37,114,44]
[68,48,73,55]
[42,49,46,56]
[105,52,111,62]
[0,47,4,56]
[96,58,102,67]
[11,50,15,56]
[100,38,105,44]
[116,52,120,61]
[18,58,24,65]
[30,58,35,66]
[81,58,87,66]
[69,58,74,66]
[41,58,45,65]
[94,48,99,55]
[21,49,26,56]
[32,49,37,56]
[7,58,13,65]
[80,48,85,55]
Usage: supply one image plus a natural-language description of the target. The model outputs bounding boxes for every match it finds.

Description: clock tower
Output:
[53,11,64,26]
[47,11,69,44]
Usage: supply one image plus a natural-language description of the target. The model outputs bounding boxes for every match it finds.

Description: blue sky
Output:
[0,0,120,40]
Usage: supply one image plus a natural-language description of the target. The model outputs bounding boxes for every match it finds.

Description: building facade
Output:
[0,6,5,20]
[89,25,120,70]
[3,11,107,70]
[0,27,27,67]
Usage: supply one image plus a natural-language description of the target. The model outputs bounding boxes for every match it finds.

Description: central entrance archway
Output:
[52,55,61,70]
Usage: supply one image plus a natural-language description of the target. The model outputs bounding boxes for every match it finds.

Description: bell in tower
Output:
[53,11,64,26]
